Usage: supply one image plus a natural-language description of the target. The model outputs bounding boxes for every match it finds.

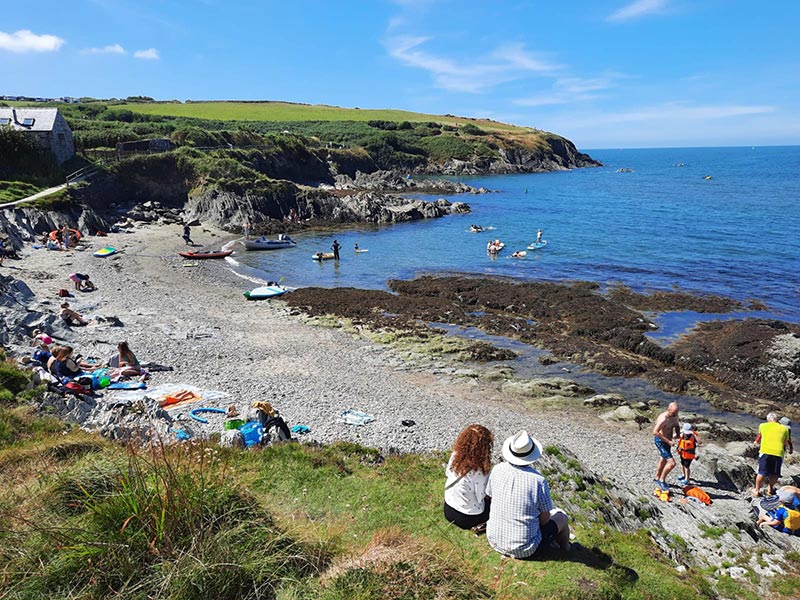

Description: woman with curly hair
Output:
[444,424,494,530]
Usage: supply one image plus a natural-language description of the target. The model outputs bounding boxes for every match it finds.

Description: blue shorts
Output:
[758,454,783,477]
[654,437,673,460]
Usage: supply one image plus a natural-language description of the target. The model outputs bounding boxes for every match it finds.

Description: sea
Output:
[226,145,800,426]
[230,145,800,324]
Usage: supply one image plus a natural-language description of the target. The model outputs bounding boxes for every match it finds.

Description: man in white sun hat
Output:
[485,430,571,558]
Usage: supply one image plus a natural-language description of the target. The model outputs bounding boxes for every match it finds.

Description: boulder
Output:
[700,443,755,491]
[600,405,640,423]
[583,393,627,408]
[220,429,245,449]
[501,377,594,398]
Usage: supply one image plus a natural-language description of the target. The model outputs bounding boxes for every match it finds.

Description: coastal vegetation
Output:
[2,354,799,599]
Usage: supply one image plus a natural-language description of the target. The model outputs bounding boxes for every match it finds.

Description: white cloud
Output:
[555,77,613,94]
[546,102,775,130]
[0,29,64,53]
[514,77,613,107]
[607,0,668,23]
[134,47,159,60]
[514,95,572,108]
[385,36,561,93]
[83,43,126,55]
[387,15,406,30]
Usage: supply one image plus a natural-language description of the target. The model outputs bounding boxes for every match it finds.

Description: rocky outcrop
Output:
[417,135,601,175]
[332,170,490,194]
[183,186,470,229]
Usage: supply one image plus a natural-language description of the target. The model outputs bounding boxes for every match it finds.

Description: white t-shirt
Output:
[444,453,489,515]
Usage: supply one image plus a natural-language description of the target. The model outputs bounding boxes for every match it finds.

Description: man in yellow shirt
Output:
[753,412,791,497]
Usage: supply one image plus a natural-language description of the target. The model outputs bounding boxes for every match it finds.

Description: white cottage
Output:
[0,107,75,163]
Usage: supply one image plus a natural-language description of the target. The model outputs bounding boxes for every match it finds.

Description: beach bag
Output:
[784,508,800,532]
[65,381,89,394]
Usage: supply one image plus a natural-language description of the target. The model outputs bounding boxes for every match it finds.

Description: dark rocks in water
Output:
[673,319,800,411]
[283,275,796,419]
[463,341,517,362]
[608,286,747,313]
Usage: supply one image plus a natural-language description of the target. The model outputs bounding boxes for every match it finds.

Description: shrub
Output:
[460,123,486,136]
[0,361,30,398]
[0,128,61,185]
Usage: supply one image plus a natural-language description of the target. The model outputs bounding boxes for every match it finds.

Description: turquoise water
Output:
[230,146,800,322]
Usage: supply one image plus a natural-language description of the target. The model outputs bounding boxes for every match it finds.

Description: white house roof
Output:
[0,107,61,132]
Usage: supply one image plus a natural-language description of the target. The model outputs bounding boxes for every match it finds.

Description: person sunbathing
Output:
[59,302,88,326]
[115,341,141,376]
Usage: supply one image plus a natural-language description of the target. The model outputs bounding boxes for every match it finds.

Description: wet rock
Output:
[584,393,627,407]
[501,377,594,398]
[674,319,800,413]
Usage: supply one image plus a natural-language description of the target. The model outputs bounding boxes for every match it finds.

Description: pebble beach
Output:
[11,223,670,489]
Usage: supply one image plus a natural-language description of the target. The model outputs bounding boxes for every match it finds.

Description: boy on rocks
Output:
[676,423,701,485]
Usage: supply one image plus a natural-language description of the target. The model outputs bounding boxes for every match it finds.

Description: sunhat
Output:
[502,430,543,466]
[682,423,693,433]
[778,489,796,504]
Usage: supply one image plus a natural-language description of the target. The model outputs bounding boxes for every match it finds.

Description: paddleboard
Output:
[244,285,288,300]
[527,241,547,250]
[355,249,369,253]
[312,252,336,261]
[93,246,117,257]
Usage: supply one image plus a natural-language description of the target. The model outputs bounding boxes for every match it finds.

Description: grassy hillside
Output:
[117,101,524,132]
[2,359,799,598]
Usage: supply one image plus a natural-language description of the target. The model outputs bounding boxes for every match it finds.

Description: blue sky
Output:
[1,0,798,148]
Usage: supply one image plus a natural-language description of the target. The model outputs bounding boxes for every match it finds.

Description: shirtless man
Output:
[653,402,680,491]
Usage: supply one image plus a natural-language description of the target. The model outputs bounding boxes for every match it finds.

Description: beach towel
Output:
[337,410,375,426]
[159,389,201,408]
[107,381,146,390]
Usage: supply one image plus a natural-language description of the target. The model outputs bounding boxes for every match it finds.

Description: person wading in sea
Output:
[653,402,680,491]
[331,239,341,261]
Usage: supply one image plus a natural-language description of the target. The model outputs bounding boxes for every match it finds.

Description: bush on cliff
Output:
[0,128,61,186]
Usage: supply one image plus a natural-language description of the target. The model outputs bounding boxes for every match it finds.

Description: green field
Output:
[117,101,527,132]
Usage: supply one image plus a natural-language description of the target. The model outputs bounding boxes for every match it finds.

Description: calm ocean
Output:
[230,145,800,323]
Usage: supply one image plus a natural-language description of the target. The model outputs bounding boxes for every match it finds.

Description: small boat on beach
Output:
[312,252,336,261]
[242,234,297,251]
[527,240,547,250]
[178,250,233,259]
[244,284,288,300]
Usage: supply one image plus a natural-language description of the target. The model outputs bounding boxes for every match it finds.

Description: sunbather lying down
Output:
[59,302,88,326]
